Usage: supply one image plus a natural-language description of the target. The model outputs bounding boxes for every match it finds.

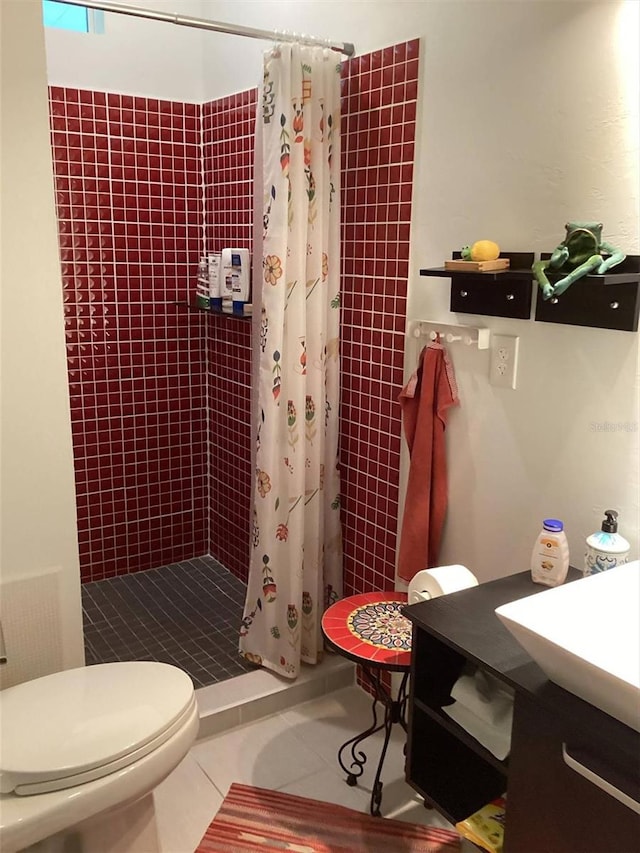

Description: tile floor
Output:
[82,557,254,687]
[154,683,475,852]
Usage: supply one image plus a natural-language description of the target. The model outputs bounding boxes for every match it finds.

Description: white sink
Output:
[496,561,640,731]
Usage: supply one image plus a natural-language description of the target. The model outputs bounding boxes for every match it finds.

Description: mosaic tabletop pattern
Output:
[321,591,412,670]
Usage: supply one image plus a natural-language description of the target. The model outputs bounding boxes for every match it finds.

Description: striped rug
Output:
[195,783,461,852]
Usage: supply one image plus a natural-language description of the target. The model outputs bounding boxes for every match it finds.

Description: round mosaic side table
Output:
[321,591,412,817]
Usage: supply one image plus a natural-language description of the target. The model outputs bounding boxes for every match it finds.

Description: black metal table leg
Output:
[337,687,384,785]
[335,667,409,816]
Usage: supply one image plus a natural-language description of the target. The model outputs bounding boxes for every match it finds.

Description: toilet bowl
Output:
[0,661,199,852]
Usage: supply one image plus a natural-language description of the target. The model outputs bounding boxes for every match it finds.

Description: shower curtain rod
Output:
[62,0,355,56]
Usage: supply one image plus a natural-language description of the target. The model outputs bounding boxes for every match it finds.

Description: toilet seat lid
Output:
[0,662,195,795]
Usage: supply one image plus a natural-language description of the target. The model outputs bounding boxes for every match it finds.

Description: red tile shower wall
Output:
[202,90,257,583]
[339,40,420,596]
[203,90,256,254]
[48,87,207,582]
[48,38,417,592]
[205,317,253,584]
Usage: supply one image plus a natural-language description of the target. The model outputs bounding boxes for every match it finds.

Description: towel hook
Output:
[412,321,490,350]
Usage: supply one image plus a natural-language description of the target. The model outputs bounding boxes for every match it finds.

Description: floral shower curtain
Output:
[239,44,343,679]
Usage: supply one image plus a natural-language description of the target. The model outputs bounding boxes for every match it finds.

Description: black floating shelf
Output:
[420,252,534,320]
[534,254,640,332]
[421,251,640,330]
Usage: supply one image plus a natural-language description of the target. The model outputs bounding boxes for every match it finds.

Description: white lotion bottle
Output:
[531,518,570,587]
[584,510,630,576]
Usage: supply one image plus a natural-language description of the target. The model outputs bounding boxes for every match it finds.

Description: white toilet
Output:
[0,661,199,852]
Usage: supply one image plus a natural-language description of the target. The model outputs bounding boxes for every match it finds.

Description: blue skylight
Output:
[43,1,89,33]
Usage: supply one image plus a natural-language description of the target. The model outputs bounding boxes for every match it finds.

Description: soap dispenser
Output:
[584,510,630,576]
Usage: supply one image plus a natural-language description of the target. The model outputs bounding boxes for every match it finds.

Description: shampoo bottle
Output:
[531,518,570,587]
[208,252,221,310]
[220,248,236,311]
[196,256,209,310]
[231,250,251,314]
[584,510,630,576]
[221,248,250,312]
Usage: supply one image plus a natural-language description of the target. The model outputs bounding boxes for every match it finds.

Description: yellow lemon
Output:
[470,240,500,261]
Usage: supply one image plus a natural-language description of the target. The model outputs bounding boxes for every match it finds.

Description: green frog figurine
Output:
[533,222,625,300]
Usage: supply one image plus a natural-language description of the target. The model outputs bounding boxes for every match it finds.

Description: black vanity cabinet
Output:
[403,570,640,852]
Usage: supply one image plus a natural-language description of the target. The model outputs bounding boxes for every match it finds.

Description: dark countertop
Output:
[403,568,639,754]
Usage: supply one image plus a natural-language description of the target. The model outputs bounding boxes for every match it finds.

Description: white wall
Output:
[43,0,426,102]
[41,0,640,582]
[44,0,206,101]
[406,0,640,581]
[1,0,84,676]
[198,0,411,98]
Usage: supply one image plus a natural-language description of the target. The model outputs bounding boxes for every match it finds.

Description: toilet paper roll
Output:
[443,699,513,761]
[451,672,514,726]
[407,565,478,605]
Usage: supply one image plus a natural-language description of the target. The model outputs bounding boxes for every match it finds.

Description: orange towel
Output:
[397,343,459,583]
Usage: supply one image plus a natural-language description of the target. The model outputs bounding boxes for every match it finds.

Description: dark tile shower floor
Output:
[81,557,255,689]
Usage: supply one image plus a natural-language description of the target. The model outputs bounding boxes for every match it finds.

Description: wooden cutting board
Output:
[444,258,510,272]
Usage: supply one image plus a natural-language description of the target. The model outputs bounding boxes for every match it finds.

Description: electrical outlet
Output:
[490,334,519,389]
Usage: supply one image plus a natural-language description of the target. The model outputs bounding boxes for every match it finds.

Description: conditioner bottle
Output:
[196,256,210,310]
